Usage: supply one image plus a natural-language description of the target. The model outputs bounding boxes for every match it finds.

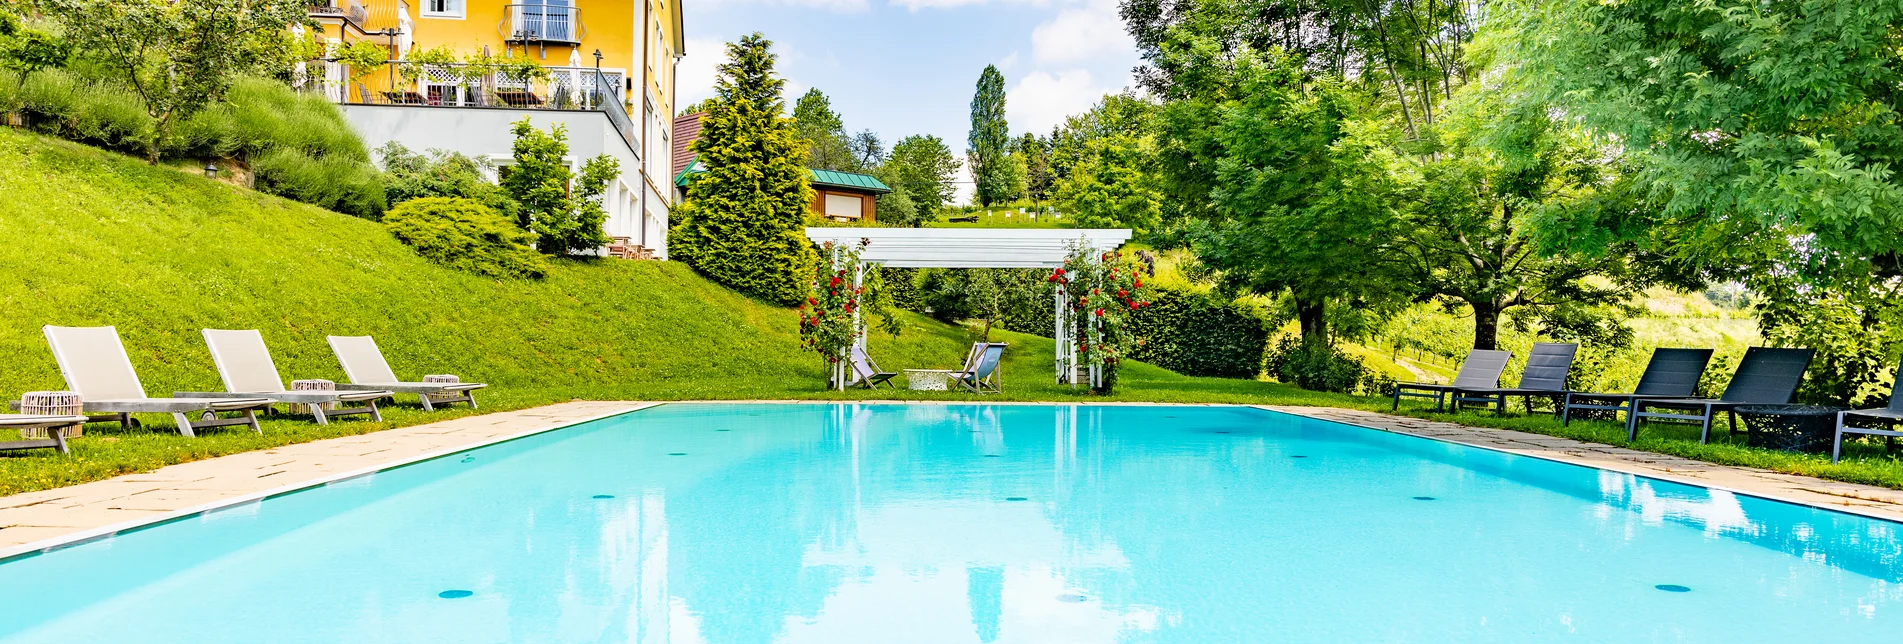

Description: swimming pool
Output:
[1,403,1899,642]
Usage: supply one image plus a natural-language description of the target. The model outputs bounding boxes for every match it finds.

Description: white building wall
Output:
[340,105,663,256]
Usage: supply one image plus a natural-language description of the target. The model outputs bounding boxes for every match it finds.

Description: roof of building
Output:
[671,113,703,179]
[674,158,893,195]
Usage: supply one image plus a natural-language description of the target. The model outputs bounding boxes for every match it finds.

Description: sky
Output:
[674,0,1143,166]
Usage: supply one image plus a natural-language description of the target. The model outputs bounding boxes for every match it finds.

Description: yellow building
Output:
[305,0,686,258]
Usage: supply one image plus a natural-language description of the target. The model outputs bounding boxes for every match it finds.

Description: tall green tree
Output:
[887,134,961,220]
[793,88,858,172]
[501,119,618,255]
[1197,53,1408,350]
[968,65,1015,205]
[1052,95,1164,234]
[1486,0,1903,401]
[1017,132,1053,201]
[669,33,817,305]
[45,0,309,163]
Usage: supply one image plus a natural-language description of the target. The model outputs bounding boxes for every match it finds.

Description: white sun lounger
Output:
[327,336,486,411]
[0,411,88,455]
[42,326,272,437]
[183,329,392,426]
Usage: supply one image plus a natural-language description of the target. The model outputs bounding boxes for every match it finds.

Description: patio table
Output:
[904,369,954,391]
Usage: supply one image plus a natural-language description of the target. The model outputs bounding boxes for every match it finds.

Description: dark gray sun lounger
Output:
[1562,348,1714,426]
[1392,349,1512,412]
[1452,342,1578,416]
[1832,357,1903,463]
[1627,347,1814,443]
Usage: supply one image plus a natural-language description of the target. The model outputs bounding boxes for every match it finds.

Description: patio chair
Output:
[327,335,487,411]
[185,329,392,425]
[42,326,272,437]
[0,406,87,455]
[953,343,1007,394]
[847,345,897,389]
[1391,349,1513,412]
[1451,343,1579,416]
[1832,357,1903,463]
[1627,347,1815,443]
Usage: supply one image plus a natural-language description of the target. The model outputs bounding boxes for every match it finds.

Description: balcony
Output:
[325,61,635,152]
[504,4,585,45]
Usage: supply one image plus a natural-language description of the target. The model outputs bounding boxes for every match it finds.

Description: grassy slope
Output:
[1,128,1900,498]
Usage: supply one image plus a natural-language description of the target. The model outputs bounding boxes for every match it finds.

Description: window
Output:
[422,0,464,18]
[824,194,863,220]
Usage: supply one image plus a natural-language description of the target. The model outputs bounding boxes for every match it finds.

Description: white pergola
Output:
[805,227,1133,387]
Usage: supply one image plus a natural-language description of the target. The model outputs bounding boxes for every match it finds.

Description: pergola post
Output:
[1054,282,1068,385]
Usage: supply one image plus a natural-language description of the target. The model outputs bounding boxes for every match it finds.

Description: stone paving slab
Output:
[0,400,645,556]
[1263,405,1903,523]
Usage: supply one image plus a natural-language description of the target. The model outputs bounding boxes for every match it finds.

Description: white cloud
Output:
[675,37,727,109]
[998,51,1020,72]
[1031,0,1135,66]
[1007,69,1108,134]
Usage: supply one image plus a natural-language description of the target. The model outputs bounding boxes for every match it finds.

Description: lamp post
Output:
[591,49,603,109]
[203,162,218,179]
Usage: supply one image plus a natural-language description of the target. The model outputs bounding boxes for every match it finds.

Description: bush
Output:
[14,68,152,154]
[251,147,386,219]
[1264,336,1384,394]
[383,197,548,279]
[376,141,514,216]
[1129,288,1270,378]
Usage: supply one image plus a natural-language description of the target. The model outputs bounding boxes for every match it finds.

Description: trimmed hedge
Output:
[1129,288,1269,378]
[383,197,548,280]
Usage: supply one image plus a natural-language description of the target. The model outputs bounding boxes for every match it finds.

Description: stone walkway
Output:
[0,401,646,557]
[7,400,1902,559]
[1265,405,1903,523]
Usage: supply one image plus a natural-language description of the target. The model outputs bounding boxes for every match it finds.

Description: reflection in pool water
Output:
[1,403,1901,642]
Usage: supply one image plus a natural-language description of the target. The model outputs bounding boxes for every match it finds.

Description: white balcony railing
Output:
[506,4,583,44]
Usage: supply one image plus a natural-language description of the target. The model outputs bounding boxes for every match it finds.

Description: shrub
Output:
[1264,336,1383,394]
[251,147,386,219]
[383,197,548,279]
[375,141,514,216]
[1129,288,1270,378]
[15,68,152,154]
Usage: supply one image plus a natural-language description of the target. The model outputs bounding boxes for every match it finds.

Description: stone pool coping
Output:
[0,401,653,559]
[3,400,1901,559]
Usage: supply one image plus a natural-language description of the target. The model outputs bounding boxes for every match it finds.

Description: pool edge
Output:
[0,402,665,563]
[1253,404,1903,526]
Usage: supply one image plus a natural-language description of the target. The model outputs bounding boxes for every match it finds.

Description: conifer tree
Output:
[669,34,817,305]
[968,65,1013,206]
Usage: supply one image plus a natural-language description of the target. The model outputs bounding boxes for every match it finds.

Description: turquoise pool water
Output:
[1,403,1900,642]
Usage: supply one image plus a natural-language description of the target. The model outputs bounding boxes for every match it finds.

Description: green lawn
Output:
[2,128,1901,498]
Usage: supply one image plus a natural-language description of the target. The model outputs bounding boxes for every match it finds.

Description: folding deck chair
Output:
[328,336,487,411]
[1562,348,1713,426]
[847,345,898,389]
[1392,349,1513,412]
[1832,357,1903,463]
[953,343,1007,394]
[1627,347,1815,443]
[42,326,272,437]
[187,329,392,425]
[1451,343,1579,416]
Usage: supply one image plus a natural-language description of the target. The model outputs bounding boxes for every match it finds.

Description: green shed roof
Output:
[674,157,892,195]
